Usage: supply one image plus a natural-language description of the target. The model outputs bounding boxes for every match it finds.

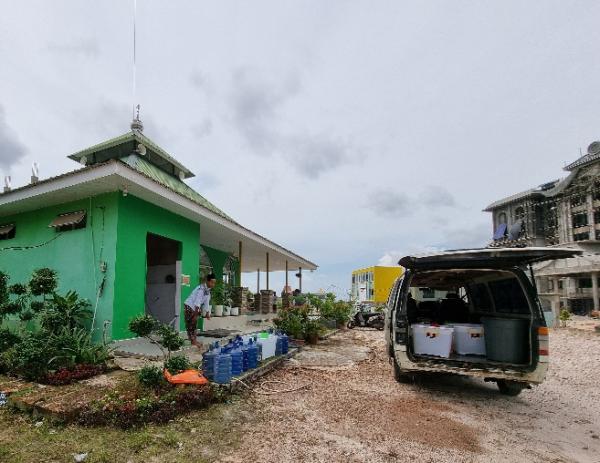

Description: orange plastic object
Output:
[163,369,208,385]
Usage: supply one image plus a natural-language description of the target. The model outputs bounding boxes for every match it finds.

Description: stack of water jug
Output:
[202,331,289,384]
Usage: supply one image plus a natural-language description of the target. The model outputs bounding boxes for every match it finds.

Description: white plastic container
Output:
[257,335,277,360]
[222,306,231,316]
[449,323,486,356]
[230,306,240,316]
[411,324,453,358]
[213,305,224,317]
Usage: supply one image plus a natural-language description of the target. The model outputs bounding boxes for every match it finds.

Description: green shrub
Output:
[128,315,158,338]
[138,365,166,388]
[274,307,308,339]
[8,283,27,295]
[164,355,190,375]
[47,291,92,330]
[29,268,57,297]
[12,333,52,380]
[0,347,18,374]
[0,328,20,352]
[157,324,184,354]
[47,327,110,369]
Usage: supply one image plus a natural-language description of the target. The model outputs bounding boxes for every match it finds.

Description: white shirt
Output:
[185,284,211,311]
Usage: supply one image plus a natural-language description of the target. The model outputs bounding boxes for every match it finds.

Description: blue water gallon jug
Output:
[241,342,250,372]
[230,344,244,376]
[254,336,263,362]
[275,335,283,356]
[281,333,289,354]
[246,339,258,370]
[214,349,232,384]
[201,342,220,381]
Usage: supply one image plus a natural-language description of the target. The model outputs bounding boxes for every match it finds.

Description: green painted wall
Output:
[201,245,231,281]
[113,194,200,339]
[0,193,120,341]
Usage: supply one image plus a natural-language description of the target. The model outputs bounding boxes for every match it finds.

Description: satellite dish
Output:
[587,141,600,156]
[178,170,186,181]
[136,143,147,156]
[80,156,88,166]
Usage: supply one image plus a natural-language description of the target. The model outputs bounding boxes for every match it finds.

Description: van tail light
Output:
[538,327,549,361]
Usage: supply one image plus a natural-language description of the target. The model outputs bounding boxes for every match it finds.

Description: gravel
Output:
[219,327,600,463]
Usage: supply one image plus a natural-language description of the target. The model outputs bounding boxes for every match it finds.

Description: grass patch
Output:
[0,395,247,463]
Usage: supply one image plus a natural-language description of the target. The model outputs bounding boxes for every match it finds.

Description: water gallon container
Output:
[481,317,530,364]
[254,336,263,362]
[201,342,220,381]
[280,332,289,354]
[240,342,250,372]
[448,323,486,356]
[258,334,278,360]
[214,349,232,384]
[245,339,259,370]
[276,335,283,356]
[411,324,454,358]
[230,343,244,376]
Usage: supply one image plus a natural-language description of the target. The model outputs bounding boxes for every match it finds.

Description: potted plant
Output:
[559,308,571,328]
[211,280,225,317]
[304,318,323,345]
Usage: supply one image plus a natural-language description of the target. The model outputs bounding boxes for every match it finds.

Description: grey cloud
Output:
[367,189,412,217]
[47,38,100,58]
[284,134,352,178]
[190,70,208,89]
[229,68,353,178]
[191,118,213,139]
[434,222,491,250]
[420,185,457,208]
[0,106,27,170]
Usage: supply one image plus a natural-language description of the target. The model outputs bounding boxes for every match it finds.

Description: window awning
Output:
[49,211,86,228]
[0,224,15,236]
[493,223,507,240]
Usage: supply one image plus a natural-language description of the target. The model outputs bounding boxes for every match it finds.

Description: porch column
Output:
[299,267,302,292]
[285,260,289,289]
[266,252,270,290]
[592,272,599,311]
[256,269,260,292]
[237,241,243,287]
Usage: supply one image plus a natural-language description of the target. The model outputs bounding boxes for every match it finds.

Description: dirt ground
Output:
[219,328,600,463]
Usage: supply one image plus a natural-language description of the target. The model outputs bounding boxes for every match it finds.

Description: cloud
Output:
[228,68,354,178]
[434,222,491,250]
[191,118,213,138]
[47,38,100,58]
[190,70,208,89]
[367,189,412,217]
[0,106,27,170]
[419,185,457,208]
[284,134,352,178]
[190,172,220,191]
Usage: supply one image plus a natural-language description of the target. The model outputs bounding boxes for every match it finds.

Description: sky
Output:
[1,1,600,298]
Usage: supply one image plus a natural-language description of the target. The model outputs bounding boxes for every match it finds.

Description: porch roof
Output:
[0,160,317,272]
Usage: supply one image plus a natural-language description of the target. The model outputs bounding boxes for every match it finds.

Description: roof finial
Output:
[131,104,144,132]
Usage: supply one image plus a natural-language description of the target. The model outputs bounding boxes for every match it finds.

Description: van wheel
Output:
[497,380,526,396]
[393,358,413,384]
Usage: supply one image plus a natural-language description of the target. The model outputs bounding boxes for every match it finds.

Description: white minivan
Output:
[385,247,580,396]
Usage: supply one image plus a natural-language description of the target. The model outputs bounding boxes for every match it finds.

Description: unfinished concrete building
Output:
[484,141,600,318]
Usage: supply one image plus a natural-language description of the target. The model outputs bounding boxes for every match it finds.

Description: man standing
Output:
[184,273,216,347]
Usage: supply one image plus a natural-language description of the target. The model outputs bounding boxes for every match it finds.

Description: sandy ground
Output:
[219,328,600,463]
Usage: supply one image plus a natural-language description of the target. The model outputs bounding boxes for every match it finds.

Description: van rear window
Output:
[488,278,530,314]
[468,283,493,312]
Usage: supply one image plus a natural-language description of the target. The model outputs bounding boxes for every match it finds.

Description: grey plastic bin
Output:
[481,317,530,364]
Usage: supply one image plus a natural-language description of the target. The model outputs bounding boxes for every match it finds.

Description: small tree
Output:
[128,315,184,360]
[559,308,571,328]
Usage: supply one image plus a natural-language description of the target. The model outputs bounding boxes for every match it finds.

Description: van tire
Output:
[497,380,526,396]
[393,358,413,384]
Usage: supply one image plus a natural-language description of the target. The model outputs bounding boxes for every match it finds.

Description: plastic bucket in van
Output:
[481,317,529,364]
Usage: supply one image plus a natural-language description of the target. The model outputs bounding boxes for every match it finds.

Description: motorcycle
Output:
[347,309,384,330]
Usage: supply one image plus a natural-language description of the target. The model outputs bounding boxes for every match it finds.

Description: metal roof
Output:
[120,154,232,221]
[68,131,195,179]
